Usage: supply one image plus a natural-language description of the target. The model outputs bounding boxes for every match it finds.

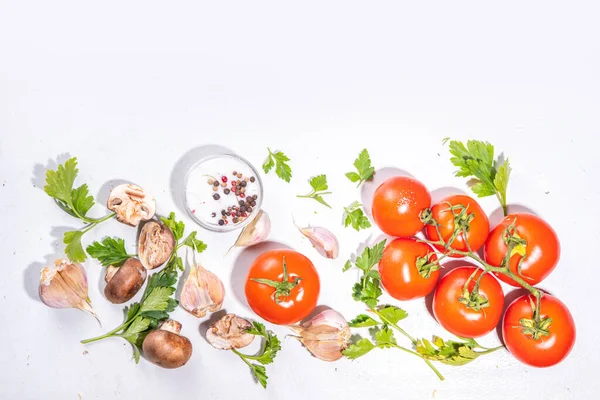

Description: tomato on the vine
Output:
[424,194,489,256]
[245,249,320,325]
[484,213,560,287]
[371,176,431,237]
[503,294,575,367]
[379,238,440,300]
[433,266,504,338]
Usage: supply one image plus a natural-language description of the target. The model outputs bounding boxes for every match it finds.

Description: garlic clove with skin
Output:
[39,258,100,323]
[298,226,339,259]
[206,313,255,350]
[288,309,350,362]
[228,210,270,253]
[180,262,225,318]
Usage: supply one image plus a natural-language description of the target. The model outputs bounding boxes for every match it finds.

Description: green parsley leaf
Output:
[375,326,397,348]
[124,317,151,336]
[263,148,292,182]
[44,157,78,205]
[132,344,142,364]
[160,212,184,240]
[448,139,511,213]
[63,230,87,263]
[343,201,371,231]
[297,174,332,208]
[232,322,281,389]
[140,287,175,313]
[346,149,375,187]
[182,231,208,253]
[343,338,376,360]
[71,184,95,217]
[354,240,386,273]
[349,314,381,328]
[86,237,133,266]
[352,270,383,308]
[342,260,353,272]
[378,305,408,325]
[415,336,493,366]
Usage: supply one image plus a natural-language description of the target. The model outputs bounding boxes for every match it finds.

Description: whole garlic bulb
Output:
[39,258,99,323]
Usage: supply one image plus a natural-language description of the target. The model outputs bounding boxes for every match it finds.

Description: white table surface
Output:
[1,1,599,399]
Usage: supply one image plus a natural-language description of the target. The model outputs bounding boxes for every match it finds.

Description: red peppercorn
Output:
[240,193,245,198]
[224,219,229,224]
[221,176,228,183]
[232,212,236,217]
[232,187,237,193]
[242,212,248,217]
[232,181,237,186]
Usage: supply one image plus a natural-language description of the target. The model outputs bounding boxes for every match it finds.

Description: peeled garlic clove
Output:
[107,183,156,226]
[228,210,270,252]
[180,262,225,318]
[288,309,350,362]
[138,221,175,270]
[206,313,255,350]
[298,226,339,259]
[39,258,99,323]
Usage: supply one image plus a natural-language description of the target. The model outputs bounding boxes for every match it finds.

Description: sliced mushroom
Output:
[142,320,193,369]
[104,258,147,304]
[138,221,175,270]
[107,184,156,226]
[206,314,255,350]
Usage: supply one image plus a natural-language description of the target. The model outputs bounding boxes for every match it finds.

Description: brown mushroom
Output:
[138,221,175,270]
[206,313,255,350]
[104,258,147,304]
[142,320,193,369]
[107,184,156,226]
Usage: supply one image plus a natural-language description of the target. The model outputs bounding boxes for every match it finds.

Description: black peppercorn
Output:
[250,176,256,182]
[232,217,239,223]
[240,181,247,187]
[213,181,219,187]
[247,206,253,213]
[211,212,216,218]
[221,209,227,215]
[213,193,220,200]
[240,206,247,213]
[239,200,245,206]
[218,219,225,226]
[224,188,230,195]
[252,195,258,200]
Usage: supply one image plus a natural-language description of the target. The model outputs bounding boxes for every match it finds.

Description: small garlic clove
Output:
[206,313,255,350]
[180,262,225,318]
[228,210,270,253]
[39,258,100,323]
[298,226,339,259]
[288,309,350,362]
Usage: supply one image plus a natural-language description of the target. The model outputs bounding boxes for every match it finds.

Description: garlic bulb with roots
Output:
[39,258,99,323]
[228,210,270,253]
[180,261,225,318]
[288,309,351,361]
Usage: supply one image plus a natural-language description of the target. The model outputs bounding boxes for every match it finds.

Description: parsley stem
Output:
[81,322,127,344]
[386,344,444,381]
[371,307,416,344]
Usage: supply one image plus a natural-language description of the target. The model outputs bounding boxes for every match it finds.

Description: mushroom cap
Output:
[107,184,156,226]
[206,314,255,350]
[138,221,175,270]
[142,327,193,369]
[104,258,147,304]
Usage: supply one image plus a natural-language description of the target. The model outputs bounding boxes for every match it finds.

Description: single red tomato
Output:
[424,194,490,257]
[503,294,575,367]
[371,176,431,237]
[379,238,440,300]
[484,213,560,287]
[433,266,504,338]
[245,249,320,325]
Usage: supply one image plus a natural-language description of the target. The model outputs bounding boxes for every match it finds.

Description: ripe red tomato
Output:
[425,194,490,256]
[433,266,504,338]
[379,238,440,300]
[371,176,431,237]
[245,249,320,325]
[484,213,560,287]
[503,294,575,367]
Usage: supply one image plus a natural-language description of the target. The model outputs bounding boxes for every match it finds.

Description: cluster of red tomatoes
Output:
[372,176,576,368]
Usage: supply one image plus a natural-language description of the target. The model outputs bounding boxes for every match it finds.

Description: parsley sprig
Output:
[87,237,136,267]
[44,157,116,262]
[345,149,375,187]
[342,240,500,379]
[296,174,332,208]
[263,148,292,182]
[81,213,207,363]
[447,139,511,215]
[231,322,281,388]
[343,201,371,231]
[81,266,179,363]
